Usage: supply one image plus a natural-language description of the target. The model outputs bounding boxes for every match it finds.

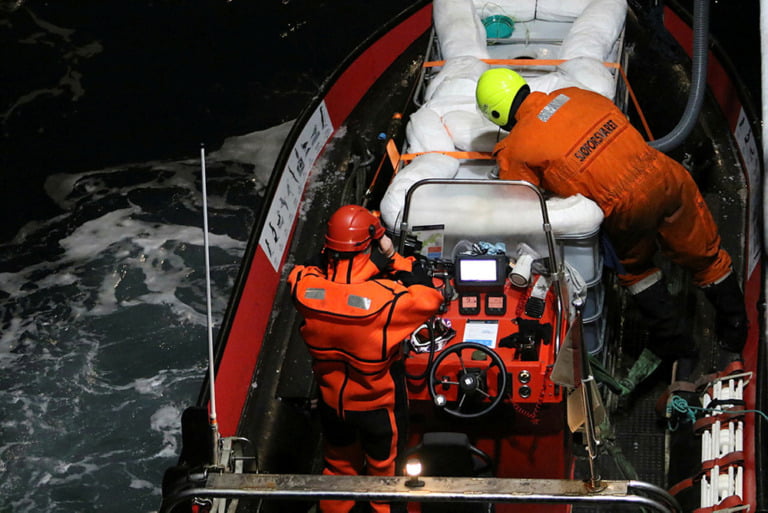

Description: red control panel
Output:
[405,278,564,405]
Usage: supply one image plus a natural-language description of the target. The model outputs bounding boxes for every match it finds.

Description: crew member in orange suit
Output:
[288,204,443,513]
[475,68,748,387]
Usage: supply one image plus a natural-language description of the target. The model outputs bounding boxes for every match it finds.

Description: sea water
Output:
[0,0,422,509]
[0,122,292,512]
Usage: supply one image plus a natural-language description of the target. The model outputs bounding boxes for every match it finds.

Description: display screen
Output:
[455,254,508,291]
[460,259,499,281]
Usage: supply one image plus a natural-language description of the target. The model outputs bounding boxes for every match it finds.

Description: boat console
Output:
[404,252,562,417]
[394,179,598,410]
[393,179,584,503]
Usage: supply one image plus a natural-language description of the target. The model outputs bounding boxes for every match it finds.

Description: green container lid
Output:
[482,15,515,39]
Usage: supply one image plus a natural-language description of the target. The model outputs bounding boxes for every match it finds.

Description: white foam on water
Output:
[150,404,184,459]
[130,477,156,490]
[0,124,288,513]
[210,120,294,188]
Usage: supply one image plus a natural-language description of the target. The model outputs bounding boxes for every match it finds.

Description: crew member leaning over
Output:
[476,68,748,391]
[288,204,443,513]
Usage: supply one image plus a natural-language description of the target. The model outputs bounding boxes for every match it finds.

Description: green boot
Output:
[618,348,662,396]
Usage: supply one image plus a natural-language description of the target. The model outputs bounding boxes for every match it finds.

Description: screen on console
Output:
[460,259,498,281]
[455,254,508,291]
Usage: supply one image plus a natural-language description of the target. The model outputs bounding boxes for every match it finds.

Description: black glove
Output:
[370,245,393,273]
[305,251,325,268]
[395,260,433,287]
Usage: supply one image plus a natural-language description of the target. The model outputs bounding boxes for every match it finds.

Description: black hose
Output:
[649,0,710,152]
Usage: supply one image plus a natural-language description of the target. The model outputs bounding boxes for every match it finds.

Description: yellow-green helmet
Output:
[476,68,530,130]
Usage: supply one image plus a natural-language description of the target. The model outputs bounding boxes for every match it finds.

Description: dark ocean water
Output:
[0,0,414,240]
[0,1,760,512]
[0,1,411,512]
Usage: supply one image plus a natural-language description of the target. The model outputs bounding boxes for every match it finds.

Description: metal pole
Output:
[200,144,220,466]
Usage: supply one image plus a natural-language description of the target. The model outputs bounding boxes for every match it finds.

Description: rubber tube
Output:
[649,0,710,152]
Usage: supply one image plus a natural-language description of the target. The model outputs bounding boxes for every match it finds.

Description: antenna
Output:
[200,144,221,465]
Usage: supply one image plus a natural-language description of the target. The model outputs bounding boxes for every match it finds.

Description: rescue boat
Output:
[159,1,766,512]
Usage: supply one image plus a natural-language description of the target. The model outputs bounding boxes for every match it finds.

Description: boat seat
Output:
[404,431,493,477]
[403,432,493,512]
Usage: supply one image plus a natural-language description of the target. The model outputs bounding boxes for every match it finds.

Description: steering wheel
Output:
[427,342,508,418]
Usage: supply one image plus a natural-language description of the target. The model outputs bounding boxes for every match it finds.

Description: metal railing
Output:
[160,473,682,513]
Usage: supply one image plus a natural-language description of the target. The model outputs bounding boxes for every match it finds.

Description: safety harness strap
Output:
[386,139,493,172]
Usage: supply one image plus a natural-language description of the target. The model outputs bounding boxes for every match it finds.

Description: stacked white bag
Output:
[379,153,460,230]
[382,0,623,234]
[405,0,502,157]
[433,0,490,60]
[406,0,628,158]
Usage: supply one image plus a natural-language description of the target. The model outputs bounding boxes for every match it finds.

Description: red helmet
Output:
[324,205,385,252]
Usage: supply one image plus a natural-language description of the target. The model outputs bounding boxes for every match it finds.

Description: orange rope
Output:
[617,65,654,140]
[386,140,492,172]
[423,58,655,141]
[424,58,575,68]
[399,150,494,163]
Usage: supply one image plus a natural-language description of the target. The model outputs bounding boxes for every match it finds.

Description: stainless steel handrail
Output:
[399,178,568,353]
[160,474,681,513]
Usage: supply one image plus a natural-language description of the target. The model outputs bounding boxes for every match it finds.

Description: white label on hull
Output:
[734,108,760,277]
[260,101,334,270]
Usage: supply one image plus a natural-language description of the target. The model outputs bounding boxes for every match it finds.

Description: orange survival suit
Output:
[494,87,732,289]
[288,249,443,513]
